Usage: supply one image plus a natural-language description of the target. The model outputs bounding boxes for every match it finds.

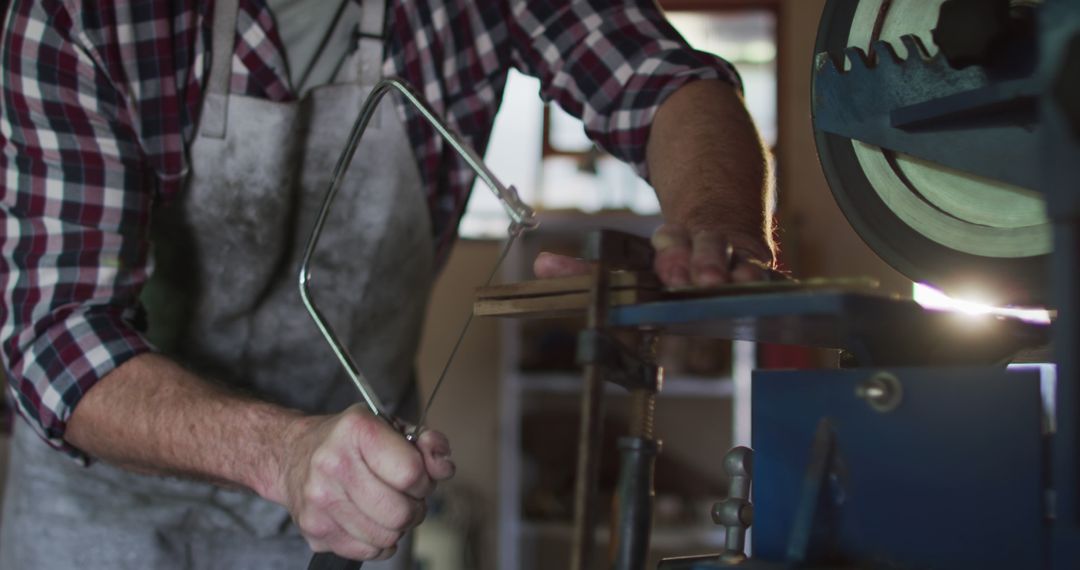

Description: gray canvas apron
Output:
[0,0,433,567]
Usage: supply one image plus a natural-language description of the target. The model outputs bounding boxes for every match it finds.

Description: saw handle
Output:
[307,552,363,570]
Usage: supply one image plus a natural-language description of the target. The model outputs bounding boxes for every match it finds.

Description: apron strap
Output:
[356,0,387,87]
[202,0,241,139]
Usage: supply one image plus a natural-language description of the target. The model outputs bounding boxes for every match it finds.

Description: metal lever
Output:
[712,446,754,564]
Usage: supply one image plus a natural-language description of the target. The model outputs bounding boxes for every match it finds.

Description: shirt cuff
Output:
[6,305,153,463]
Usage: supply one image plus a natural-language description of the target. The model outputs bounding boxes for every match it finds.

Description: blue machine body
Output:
[752,367,1043,569]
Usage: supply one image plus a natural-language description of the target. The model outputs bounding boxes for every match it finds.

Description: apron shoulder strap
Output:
[202,0,241,139]
[356,0,387,86]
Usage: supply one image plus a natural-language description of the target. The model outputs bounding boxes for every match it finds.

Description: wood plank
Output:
[473,276,881,318]
[474,289,657,318]
[476,271,657,301]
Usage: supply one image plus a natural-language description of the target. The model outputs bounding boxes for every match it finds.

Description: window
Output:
[458,7,778,239]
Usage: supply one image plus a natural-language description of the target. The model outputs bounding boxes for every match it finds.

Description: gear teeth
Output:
[843,46,872,71]
[899,34,933,61]
[816,35,944,76]
[871,40,904,67]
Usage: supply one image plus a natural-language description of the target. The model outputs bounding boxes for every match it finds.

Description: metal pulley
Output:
[812,0,1051,305]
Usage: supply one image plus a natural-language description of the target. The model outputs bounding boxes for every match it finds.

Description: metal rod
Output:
[570,263,611,570]
[298,77,539,420]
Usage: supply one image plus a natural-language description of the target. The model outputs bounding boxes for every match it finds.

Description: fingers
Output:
[303,514,398,561]
[533,251,591,278]
[415,429,456,481]
[689,229,730,287]
[350,412,435,500]
[652,224,773,287]
[651,225,692,286]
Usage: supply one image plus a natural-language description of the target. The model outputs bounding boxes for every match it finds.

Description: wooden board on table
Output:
[473,288,658,318]
[474,271,659,318]
[476,271,657,301]
[474,274,881,318]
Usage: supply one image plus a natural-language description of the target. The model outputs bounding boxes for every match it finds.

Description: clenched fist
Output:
[270,405,455,560]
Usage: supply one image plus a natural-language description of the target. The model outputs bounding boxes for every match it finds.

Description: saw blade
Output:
[407,228,522,441]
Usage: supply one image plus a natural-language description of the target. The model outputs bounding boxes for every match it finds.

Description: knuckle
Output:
[347,413,384,449]
[339,410,370,434]
[302,481,333,508]
[384,504,413,532]
[392,456,426,490]
[311,449,345,477]
[297,513,332,539]
[373,529,402,549]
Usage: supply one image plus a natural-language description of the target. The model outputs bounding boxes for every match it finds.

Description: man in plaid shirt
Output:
[0,0,772,566]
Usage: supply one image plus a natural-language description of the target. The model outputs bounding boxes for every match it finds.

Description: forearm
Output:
[647,80,774,259]
[65,352,302,502]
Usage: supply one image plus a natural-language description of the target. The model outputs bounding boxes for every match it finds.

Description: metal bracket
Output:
[582,229,655,270]
[575,329,660,392]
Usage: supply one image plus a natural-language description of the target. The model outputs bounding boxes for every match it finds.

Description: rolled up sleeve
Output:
[509,0,742,178]
[1,1,155,458]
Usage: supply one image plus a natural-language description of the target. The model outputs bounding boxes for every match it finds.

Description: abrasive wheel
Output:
[813,0,1050,305]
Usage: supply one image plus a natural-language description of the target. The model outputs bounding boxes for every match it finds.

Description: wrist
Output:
[248,407,315,506]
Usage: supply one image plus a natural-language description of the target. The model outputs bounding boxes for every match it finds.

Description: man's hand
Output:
[649,224,772,287]
[275,407,455,560]
[532,224,772,287]
[533,79,774,287]
[66,355,455,562]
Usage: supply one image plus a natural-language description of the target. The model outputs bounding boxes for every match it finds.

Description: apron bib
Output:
[0,0,432,567]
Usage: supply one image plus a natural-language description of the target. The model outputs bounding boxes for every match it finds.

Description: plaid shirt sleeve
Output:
[385,0,741,254]
[508,0,742,179]
[0,1,174,456]
[0,0,296,459]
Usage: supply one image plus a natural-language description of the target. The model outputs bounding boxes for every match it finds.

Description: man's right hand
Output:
[274,406,456,561]
[66,355,455,561]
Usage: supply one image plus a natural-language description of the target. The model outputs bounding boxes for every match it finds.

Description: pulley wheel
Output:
[813,0,1050,305]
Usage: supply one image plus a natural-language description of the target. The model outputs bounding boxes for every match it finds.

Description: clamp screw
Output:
[712,446,754,563]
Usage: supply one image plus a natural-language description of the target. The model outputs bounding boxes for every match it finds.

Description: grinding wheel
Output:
[813,0,1050,305]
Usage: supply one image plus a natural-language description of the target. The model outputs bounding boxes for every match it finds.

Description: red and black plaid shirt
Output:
[0,0,738,455]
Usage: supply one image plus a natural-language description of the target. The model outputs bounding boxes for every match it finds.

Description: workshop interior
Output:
[1,0,1075,568]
